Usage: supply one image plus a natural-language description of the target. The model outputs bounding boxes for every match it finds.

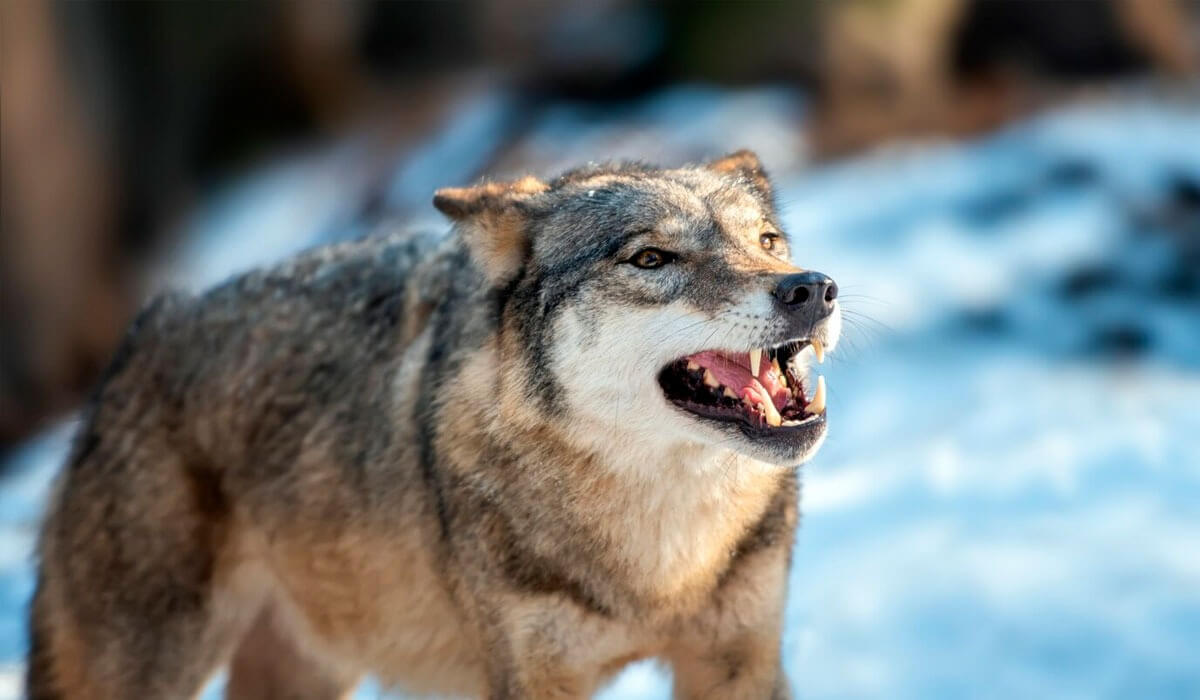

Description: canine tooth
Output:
[811,339,825,364]
[724,387,738,399]
[806,375,826,414]
[703,370,720,388]
[687,360,700,371]
[764,400,782,427]
[772,358,785,385]
[749,348,762,376]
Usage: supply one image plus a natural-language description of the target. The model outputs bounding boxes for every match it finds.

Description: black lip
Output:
[735,411,826,451]
[665,395,827,445]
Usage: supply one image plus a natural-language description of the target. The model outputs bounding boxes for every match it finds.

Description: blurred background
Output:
[2,0,1199,697]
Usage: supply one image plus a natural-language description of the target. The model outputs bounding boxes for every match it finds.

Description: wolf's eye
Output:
[629,248,675,269]
[760,232,781,251]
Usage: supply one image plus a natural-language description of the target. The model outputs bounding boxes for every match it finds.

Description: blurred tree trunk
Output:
[1,0,126,449]
[811,0,1198,157]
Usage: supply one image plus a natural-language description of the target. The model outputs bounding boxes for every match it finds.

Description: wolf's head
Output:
[435,151,840,467]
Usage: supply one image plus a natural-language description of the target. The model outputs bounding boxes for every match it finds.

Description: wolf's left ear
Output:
[433,175,548,284]
[705,149,772,199]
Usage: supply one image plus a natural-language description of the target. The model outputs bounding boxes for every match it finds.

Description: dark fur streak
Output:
[497,522,615,619]
[416,259,474,541]
[183,460,228,519]
[417,352,453,541]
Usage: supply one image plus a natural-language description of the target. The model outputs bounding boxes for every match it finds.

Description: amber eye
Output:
[760,232,781,251]
[629,248,674,269]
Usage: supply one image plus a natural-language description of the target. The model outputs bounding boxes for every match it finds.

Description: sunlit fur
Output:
[28,151,836,699]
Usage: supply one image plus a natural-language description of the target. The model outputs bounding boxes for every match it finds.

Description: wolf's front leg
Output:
[477,593,631,700]
[666,532,793,700]
[667,637,790,700]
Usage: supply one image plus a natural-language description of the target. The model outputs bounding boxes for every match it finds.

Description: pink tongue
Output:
[689,351,790,411]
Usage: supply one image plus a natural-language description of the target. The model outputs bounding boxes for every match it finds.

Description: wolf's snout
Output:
[773,271,838,316]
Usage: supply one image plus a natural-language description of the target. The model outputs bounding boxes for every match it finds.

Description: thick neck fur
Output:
[436,331,786,617]
[558,434,784,608]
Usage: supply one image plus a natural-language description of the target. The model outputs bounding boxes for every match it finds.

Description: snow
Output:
[2,88,1198,699]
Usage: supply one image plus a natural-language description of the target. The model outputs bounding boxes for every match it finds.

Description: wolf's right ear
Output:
[704,149,772,199]
[433,175,548,284]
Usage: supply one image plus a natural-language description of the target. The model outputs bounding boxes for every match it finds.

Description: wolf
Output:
[26,150,841,699]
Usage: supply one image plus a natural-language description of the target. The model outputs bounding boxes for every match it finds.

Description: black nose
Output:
[773,271,838,312]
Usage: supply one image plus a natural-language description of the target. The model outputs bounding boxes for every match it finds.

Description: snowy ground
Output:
[2,88,1198,699]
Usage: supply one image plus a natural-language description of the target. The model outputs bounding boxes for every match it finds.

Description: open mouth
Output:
[657,339,827,433]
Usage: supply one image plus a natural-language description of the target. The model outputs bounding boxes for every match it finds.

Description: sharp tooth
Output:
[806,375,826,414]
[811,339,825,364]
[723,387,738,399]
[763,399,782,427]
[703,370,720,388]
[687,360,700,371]
[771,358,783,378]
[782,419,803,426]
[749,348,762,376]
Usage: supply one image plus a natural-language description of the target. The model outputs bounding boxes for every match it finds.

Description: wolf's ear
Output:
[705,149,772,198]
[433,175,548,284]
